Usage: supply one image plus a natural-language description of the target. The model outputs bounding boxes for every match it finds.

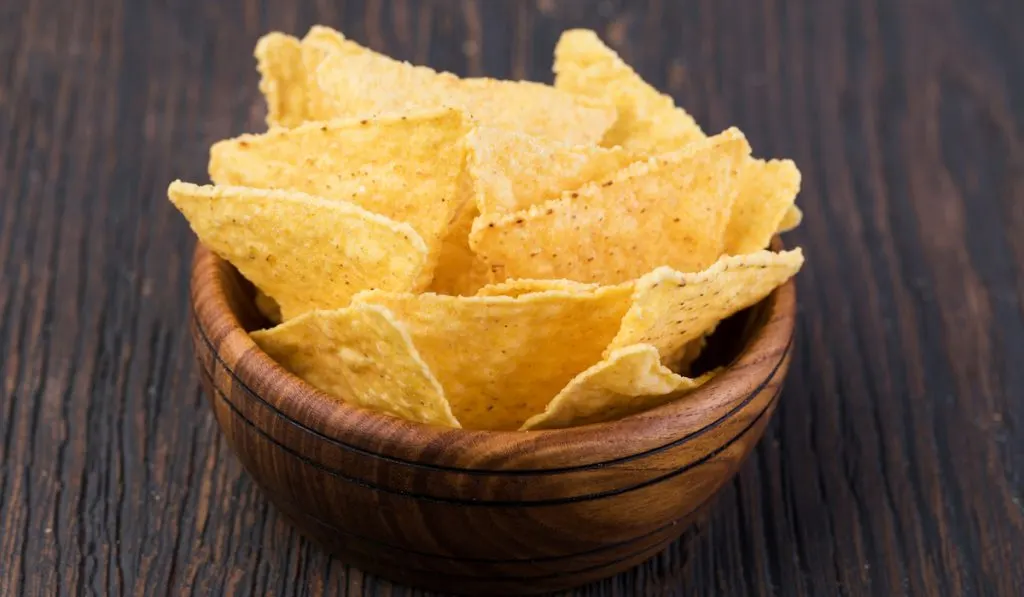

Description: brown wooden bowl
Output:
[189,243,796,596]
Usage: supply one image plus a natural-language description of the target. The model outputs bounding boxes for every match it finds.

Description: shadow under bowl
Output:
[188,244,796,596]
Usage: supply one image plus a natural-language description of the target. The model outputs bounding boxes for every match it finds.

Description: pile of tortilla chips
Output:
[169,26,805,431]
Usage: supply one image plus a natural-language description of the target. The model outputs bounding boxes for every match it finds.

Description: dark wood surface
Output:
[1,0,1022,595]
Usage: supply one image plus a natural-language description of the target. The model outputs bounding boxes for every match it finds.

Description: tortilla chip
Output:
[168,182,428,319]
[609,249,804,363]
[209,108,469,272]
[300,25,365,58]
[725,159,801,254]
[255,33,309,128]
[778,205,803,232]
[426,202,493,296]
[469,128,750,284]
[254,27,365,128]
[475,278,601,298]
[254,290,282,325]
[467,127,639,216]
[554,29,705,152]
[521,344,715,430]
[315,45,616,145]
[298,26,366,121]
[251,303,460,427]
[353,284,633,430]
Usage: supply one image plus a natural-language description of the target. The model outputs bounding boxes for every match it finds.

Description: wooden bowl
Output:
[189,243,796,596]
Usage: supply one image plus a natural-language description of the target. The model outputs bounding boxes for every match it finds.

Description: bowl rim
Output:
[191,242,796,467]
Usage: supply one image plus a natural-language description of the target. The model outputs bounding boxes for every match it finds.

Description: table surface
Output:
[2,0,1023,595]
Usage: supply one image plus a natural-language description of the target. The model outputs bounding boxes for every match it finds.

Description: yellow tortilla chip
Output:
[251,303,460,427]
[609,249,804,363]
[475,278,601,298]
[254,290,282,325]
[168,182,428,320]
[469,129,750,285]
[298,26,366,121]
[726,159,801,254]
[778,205,803,233]
[209,108,469,271]
[255,33,309,128]
[426,201,493,296]
[254,27,364,128]
[315,46,616,145]
[299,25,364,58]
[467,127,639,216]
[521,344,715,430]
[554,29,705,152]
[353,284,633,430]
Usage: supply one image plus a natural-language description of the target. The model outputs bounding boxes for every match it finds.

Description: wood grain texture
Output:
[0,0,1022,595]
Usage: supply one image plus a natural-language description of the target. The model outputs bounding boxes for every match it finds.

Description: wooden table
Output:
[2,0,1022,595]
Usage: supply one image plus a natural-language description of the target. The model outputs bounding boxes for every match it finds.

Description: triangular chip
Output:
[298,26,366,121]
[609,249,804,363]
[315,43,616,145]
[442,121,642,293]
[521,344,715,430]
[554,29,705,152]
[467,127,640,216]
[251,303,460,427]
[475,278,601,298]
[469,128,751,285]
[168,182,428,319]
[353,284,633,430]
[209,108,469,271]
[298,25,365,61]
[254,32,309,128]
[254,27,364,128]
[726,159,801,254]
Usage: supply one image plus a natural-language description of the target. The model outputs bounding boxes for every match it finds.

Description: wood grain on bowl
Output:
[189,244,795,595]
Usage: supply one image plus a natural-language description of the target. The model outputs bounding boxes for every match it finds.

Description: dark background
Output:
[2,0,1023,595]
